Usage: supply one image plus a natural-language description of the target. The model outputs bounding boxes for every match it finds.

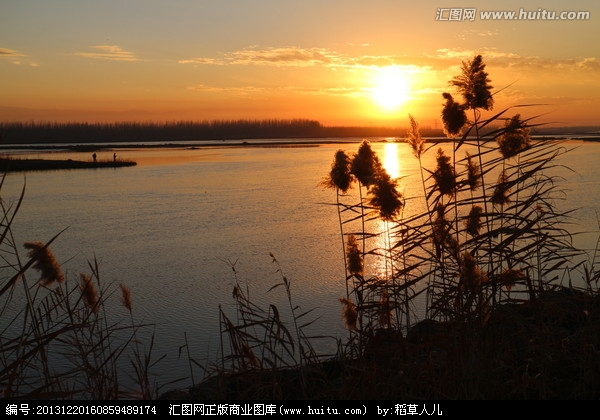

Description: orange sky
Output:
[1,0,599,127]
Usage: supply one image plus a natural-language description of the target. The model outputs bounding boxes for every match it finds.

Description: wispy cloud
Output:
[282,86,369,97]
[187,83,369,98]
[187,84,266,95]
[75,45,140,61]
[178,58,223,65]
[0,47,25,58]
[180,47,337,67]
[433,48,600,73]
[179,46,434,74]
[0,47,39,66]
[184,45,600,78]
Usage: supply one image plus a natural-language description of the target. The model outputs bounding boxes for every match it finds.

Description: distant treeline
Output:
[1,119,596,144]
[0,119,442,144]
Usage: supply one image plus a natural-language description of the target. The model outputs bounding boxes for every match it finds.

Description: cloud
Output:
[179,46,437,75]
[435,48,522,61]
[187,83,369,98]
[0,47,26,58]
[432,48,600,74]
[281,86,368,97]
[0,47,39,66]
[75,45,140,61]
[181,47,338,67]
[178,58,224,65]
[180,45,600,90]
[187,84,266,95]
[230,47,336,66]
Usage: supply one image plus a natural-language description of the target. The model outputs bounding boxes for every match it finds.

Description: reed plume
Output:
[79,273,99,314]
[432,204,451,258]
[407,114,425,159]
[491,170,511,206]
[23,241,64,286]
[351,140,382,187]
[346,234,363,276]
[465,205,484,237]
[498,268,525,290]
[432,148,457,197]
[119,283,132,312]
[323,149,354,192]
[460,252,487,291]
[339,298,358,330]
[441,93,468,137]
[450,54,494,111]
[465,152,481,191]
[497,114,531,159]
[368,171,404,221]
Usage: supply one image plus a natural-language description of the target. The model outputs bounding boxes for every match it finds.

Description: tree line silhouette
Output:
[0,119,444,144]
[1,119,595,145]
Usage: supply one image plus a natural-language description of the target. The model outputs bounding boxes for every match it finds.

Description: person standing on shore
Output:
[92,153,97,162]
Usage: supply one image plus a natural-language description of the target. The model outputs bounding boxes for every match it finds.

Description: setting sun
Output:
[370,67,412,111]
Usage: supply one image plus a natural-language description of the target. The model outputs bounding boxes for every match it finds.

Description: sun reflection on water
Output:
[366,142,403,281]
[382,142,401,179]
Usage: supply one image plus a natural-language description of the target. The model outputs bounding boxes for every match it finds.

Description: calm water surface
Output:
[3,139,599,388]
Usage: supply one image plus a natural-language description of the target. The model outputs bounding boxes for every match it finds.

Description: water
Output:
[1,138,599,391]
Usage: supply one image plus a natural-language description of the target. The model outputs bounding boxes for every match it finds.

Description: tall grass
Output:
[0,176,168,399]
[199,55,600,400]
[321,54,588,352]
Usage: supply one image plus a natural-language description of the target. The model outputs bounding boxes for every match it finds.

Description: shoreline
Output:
[0,135,594,153]
[0,156,137,172]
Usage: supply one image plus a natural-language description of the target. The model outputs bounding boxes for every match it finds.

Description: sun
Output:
[370,67,412,111]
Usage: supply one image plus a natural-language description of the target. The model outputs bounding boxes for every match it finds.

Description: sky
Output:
[1,0,599,127]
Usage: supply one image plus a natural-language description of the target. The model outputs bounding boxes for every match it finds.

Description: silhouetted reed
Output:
[465,205,484,237]
[318,54,588,364]
[367,172,404,221]
[323,149,354,193]
[351,140,382,187]
[490,170,511,206]
[497,114,531,159]
[120,283,133,312]
[339,298,358,331]
[465,152,481,191]
[407,114,425,159]
[192,54,600,400]
[0,180,165,399]
[345,234,363,276]
[441,93,468,138]
[450,54,494,111]
[23,241,65,286]
[79,273,99,314]
[432,148,457,197]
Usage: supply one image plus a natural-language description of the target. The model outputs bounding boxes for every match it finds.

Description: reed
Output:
[156,54,600,399]
[310,55,600,398]
[0,176,167,399]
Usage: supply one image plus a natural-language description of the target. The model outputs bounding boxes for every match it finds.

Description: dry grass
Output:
[0,178,169,399]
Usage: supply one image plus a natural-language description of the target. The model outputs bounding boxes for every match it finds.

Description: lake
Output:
[2,138,599,391]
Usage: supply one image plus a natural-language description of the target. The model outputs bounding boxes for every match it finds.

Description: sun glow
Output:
[370,67,412,111]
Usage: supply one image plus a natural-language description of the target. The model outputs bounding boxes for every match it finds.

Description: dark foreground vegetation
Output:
[182,287,600,399]
[2,55,600,401]
[0,156,136,172]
